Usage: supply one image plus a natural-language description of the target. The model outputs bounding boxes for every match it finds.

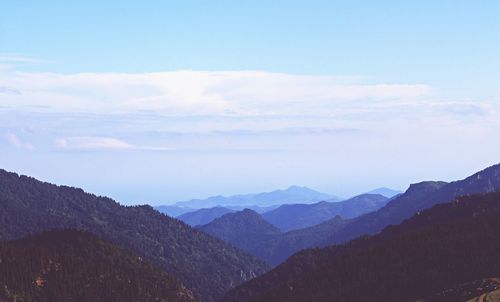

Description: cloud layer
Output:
[1,68,499,204]
[0,70,433,116]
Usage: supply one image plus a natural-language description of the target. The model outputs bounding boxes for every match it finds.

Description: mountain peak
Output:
[366,187,402,198]
[200,209,281,239]
[285,185,309,191]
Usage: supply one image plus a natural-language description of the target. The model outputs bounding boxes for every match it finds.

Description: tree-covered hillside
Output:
[223,190,500,302]
[0,229,197,302]
[0,169,269,301]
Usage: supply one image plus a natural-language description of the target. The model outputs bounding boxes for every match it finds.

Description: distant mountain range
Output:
[223,189,500,302]
[175,192,390,228]
[156,186,401,219]
[262,193,389,231]
[0,229,197,302]
[0,169,268,302]
[157,204,278,220]
[171,185,339,209]
[366,187,402,198]
[197,164,500,267]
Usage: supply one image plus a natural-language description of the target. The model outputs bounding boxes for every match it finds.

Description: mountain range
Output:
[2,163,500,301]
[176,192,388,228]
[171,185,338,209]
[223,189,500,302]
[198,164,500,267]
[0,169,268,302]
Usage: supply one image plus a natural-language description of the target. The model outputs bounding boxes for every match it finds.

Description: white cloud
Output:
[0,70,433,116]
[54,136,173,151]
[4,133,35,150]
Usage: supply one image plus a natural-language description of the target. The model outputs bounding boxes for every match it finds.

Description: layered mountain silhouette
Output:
[178,206,235,226]
[365,187,402,198]
[324,163,500,246]
[0,169,269,301]
[262,193,388,231]
[154,205,194,217]
[0,229,197,302]
[172,186,338,208]
[223,189,500,302]
[3,163,500,301]
[199,209,347,265]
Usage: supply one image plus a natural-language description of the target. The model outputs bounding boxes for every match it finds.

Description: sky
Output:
[1,1,500,205]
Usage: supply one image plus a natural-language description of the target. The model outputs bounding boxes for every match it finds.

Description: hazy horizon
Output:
[2,1,500,205]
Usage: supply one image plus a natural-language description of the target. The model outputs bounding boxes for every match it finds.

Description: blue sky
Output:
[1,1,500,204]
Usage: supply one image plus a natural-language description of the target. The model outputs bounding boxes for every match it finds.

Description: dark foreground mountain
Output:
[222,190,500,302]
[325,163,500,245]
[199,209,347,266]
[0,229,197,302]
[262,194,388,231]
[0,169,269,301]
[422,278,500,302]
[173,185,338,208]
[178,206,235,226]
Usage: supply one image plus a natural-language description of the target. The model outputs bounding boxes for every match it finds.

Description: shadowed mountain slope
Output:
[199,209,281,252]
[0,169,269,302]
[223,189,500,302]
[0,229,197,302]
